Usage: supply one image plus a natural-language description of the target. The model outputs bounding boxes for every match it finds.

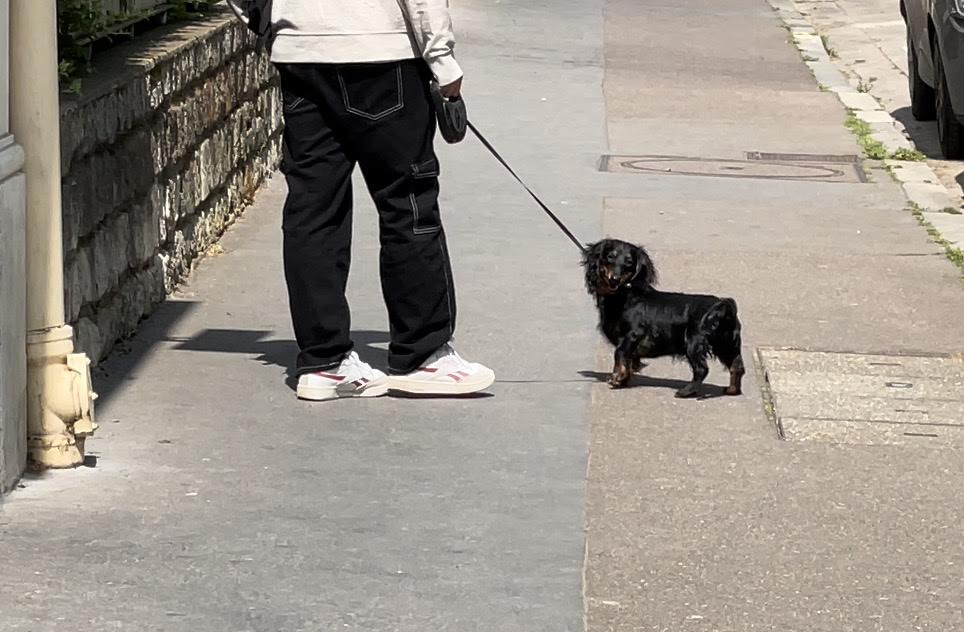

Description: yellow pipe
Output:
[10,0,64,331]
[10,0,95,469]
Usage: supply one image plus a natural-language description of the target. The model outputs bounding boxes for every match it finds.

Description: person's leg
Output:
[277,64,357,374]
[316,60,456,374]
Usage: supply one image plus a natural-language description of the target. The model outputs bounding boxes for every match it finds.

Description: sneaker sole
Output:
[296,381,390,402]
[387,369,496,396]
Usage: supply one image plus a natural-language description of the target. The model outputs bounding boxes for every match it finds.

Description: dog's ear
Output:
[632,244,657,287]
[582,240,605,296]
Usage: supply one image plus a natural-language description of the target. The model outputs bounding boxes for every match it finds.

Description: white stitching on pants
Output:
[410,192,441,235]
[283,96,307,112]
[439,234,455,338]
[336,64,404,121]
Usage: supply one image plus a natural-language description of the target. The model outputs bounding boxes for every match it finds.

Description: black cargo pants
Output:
[276,60,456,375]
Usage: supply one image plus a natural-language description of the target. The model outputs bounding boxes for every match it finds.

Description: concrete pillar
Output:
[10,0,96,470]
[0,0,28,490]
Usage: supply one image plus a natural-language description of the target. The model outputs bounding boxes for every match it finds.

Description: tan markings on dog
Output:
[608,358,632,388]
[726,356,746,396]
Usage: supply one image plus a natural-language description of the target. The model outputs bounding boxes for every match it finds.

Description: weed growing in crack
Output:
[908,203,964,275]
[845,113,888,160]
[890,147,927,162]
[820,34,839,59]
[845,112,925,161]
[857,76,878,93]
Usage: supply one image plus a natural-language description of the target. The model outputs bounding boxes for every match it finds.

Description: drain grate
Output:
[601,153,866,183]
[758,348,964,447]
[744,151,861,164]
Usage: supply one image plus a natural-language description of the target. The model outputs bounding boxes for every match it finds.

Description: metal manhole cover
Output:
[758,348,964,447]
[600,154,866,183]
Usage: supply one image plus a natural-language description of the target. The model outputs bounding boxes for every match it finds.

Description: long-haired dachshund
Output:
[582,239,745,398]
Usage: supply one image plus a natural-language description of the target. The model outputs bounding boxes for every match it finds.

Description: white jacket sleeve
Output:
[399,0,463,86]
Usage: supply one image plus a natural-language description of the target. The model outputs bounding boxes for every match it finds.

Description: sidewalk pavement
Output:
[588,1,964,631]
[791,0,964,246]
[2,1,963,631]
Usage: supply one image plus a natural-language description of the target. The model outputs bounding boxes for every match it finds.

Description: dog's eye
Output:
[606,252,617,262]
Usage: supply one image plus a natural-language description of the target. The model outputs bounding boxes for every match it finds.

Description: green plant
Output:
[170,0,219,19]
[57,0,220,92]
[908,203,964,275]
[845,112,888,159]
[890,147,927,162]
[58,59,83,94]
[844,112,926,161]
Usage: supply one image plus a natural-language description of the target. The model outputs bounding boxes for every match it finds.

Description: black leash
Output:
[466,121,586,254]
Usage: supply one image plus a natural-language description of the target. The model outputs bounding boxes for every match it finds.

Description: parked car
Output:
[902,0,964,158]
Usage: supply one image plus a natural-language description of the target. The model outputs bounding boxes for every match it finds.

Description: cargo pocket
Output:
[337,63,404,121]
[410,157,441,235]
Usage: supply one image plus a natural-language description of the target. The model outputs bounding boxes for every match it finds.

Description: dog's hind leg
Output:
[723,353,745,396]
[677,337,710,399]
[713,327,745,396]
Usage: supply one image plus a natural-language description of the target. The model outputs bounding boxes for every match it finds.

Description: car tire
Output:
[935,41,964,159]
[908,28,936,121]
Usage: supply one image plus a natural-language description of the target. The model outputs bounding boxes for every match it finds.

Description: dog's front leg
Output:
[608,336,640,389]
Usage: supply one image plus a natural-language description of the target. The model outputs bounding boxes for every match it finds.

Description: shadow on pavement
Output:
[92,299,200,410]
[578,370,730,399]
[891,105,946,159]
[168,328,391,390]
[892,106,964,203]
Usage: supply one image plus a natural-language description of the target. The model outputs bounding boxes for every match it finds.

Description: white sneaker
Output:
[388,343,496,395]
[296,352,389,401]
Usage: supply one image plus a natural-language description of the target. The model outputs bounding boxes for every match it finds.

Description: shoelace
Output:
[340,352,373,379]
[437,344,471,372]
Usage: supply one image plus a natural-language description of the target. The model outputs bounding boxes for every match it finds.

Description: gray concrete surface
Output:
[2,1,964,631]
[586,2,964,631]
[796,0,964,207]
[781,0,964,250]
[0,2,603,630]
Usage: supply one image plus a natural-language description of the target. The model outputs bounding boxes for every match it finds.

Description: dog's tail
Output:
[700,297,740,340]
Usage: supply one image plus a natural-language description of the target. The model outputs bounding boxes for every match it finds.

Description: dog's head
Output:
[582,239,657,298]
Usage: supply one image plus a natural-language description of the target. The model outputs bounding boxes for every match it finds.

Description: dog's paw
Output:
[725,386,742,396]
[675,385,700,399]
[608,373,628,389]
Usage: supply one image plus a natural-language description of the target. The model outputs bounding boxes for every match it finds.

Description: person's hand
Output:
[439,77,462,99]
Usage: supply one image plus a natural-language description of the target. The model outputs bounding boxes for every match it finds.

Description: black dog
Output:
[582,239,745,398]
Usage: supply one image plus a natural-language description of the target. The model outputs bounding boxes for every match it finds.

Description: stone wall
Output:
[59,7,282,362]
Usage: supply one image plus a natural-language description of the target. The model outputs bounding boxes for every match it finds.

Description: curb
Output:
[767,0,964,259]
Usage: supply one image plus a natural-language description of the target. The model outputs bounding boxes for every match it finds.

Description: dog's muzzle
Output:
[431,81,468,144]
